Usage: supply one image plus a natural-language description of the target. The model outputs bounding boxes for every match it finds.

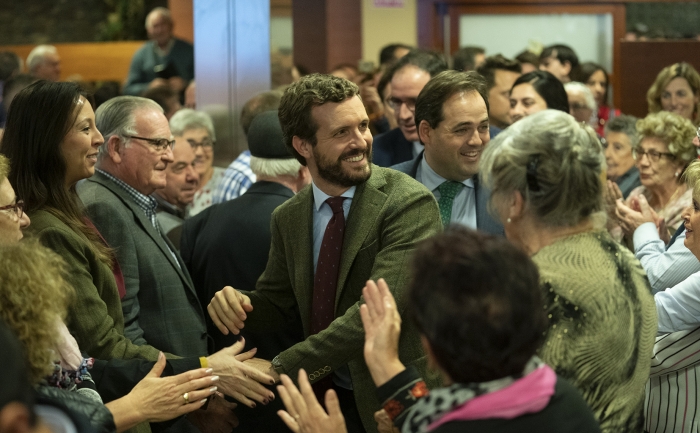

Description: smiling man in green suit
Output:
[208,74,442,433]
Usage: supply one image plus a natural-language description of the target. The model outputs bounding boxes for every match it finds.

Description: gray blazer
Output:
[391,152,504,236]
[78,171,208,357]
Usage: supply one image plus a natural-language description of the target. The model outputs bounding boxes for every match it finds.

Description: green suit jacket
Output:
[240,165,442,432]
[26,209,163,361]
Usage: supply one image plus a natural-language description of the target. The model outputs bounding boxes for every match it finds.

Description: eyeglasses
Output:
[0,199,24,221]
[187,138,215,148]
[633,148,675,163]
[569,103,590,111]
[386,97,417,112]
[124,135,175,152]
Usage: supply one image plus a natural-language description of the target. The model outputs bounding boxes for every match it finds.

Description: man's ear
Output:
[105,135,124,164]
[0,403,32,433]
[418,120,432,147]
[292,136,312,162]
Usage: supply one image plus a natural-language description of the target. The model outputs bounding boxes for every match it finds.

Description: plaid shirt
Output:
[97,169,180,266]
[213,150,255,204]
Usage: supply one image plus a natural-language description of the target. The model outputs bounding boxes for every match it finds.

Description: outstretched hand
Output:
[359,279,406,387]
[206,339,276,408]
[123,352,216,422]
[276,369,347,433]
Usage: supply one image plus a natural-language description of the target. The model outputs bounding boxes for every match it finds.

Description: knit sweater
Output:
[533,230,657,433]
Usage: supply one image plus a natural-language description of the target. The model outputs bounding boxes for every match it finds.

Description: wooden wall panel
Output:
[0,42,144,83]
[619,41,700,118]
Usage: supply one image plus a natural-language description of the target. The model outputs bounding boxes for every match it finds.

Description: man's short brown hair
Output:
[476,55,522,91]
[414,70,489,138]
[278,73,360,165]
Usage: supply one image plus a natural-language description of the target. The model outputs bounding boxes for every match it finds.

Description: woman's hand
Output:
[360,279,406,387]
[616,194,662,238]
[106,352,218,432]
[604,180,623,229]
[276,369,347,433]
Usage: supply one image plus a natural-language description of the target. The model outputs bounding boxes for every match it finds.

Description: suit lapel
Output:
[284,187,315,332]
[90,173,197,295]
[335,168,387,309]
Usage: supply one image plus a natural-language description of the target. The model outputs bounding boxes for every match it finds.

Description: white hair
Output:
[564,81,597,112]
[95,96,164,161]
[26,45,57,73]
[145,7,172,28]
[250,156,302,178]
[480,109,604,228]
[169,108,216,141]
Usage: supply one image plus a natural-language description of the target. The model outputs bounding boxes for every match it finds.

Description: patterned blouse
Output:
[533,230,657,433]
[188,166,226,217]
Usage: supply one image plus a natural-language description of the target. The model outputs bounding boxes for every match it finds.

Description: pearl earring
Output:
[507,218,512,223]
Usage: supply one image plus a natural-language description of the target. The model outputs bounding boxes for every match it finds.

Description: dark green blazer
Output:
[26,210,163,361]
[241,165,442,432]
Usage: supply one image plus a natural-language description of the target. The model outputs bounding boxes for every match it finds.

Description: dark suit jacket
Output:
[78,171,208,358]
[240,166,443,432]
[391,152,504,236]
[372,127,415,167]
[180,181,304,433]
[180,181,304,356]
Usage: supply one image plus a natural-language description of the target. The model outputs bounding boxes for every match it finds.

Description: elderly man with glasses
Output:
[77,96,212,361]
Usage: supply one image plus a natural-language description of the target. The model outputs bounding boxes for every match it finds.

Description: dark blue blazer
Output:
[372,127,415,167]
[391,152,504,236]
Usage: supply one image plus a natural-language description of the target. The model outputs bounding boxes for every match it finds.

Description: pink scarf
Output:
[428,364,556,431]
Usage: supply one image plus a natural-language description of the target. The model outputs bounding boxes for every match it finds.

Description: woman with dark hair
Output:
[509,70,568,123]
[0,82,277,414]
[571,62,621,136]
[0,80,165,362]
[275,228,600,433]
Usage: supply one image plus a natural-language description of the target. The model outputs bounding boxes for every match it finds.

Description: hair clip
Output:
[526,154,541,192]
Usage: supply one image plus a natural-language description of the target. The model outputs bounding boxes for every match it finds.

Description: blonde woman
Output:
[647,62,700,123]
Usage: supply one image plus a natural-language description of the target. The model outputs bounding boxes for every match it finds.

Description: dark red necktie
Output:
[311,196,346,401]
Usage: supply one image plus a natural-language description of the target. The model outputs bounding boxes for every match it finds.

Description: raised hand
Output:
[208,286,253,335]
[276,369,347,433]
[359,279,405,387]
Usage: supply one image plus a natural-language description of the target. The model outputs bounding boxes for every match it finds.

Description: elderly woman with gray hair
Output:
[609,111,696,241]
[564,81,597,127]
[479,109,657,433]
[169,109,224,216]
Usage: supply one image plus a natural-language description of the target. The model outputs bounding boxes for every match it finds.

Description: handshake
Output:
[205,287,279,407]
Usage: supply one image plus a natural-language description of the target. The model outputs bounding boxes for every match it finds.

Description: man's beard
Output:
[313,146,372,188]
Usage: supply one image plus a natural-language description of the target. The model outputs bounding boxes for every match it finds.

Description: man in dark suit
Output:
[181,110,309,433]
[78,96,276,409]
[391,70,503,235]
[372,50,447,167]
[207,74,442,433]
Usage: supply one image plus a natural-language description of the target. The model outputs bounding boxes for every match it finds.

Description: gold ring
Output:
[182,392,190,404]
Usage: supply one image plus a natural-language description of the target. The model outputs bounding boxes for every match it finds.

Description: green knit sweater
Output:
[533,230,657,433]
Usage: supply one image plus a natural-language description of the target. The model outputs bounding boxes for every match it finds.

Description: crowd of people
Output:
[3,5,700,433]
